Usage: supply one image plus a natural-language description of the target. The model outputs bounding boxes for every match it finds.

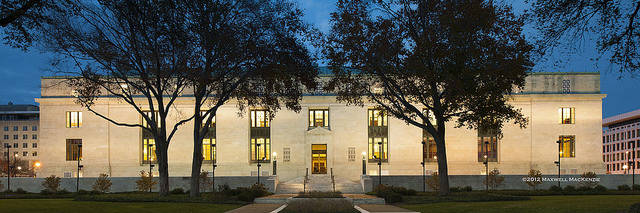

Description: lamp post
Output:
[76,144,83,193]
[256,143,261,185]
[273,152,277,176]
[211,144,216,193]
[148,144,154,193]
[377,141,383,186]
[484,141,489,192]
[5,143,10,191]
[421,141,426,192]
[623,164,629,174]
[554,140,561,188]
[34,161,41,178]
[362,152,367,175]
[632,150,636,190]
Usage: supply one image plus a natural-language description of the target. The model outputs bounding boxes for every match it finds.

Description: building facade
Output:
[1,103,40,173]
[602,109,640,174]
[36,72,605,182]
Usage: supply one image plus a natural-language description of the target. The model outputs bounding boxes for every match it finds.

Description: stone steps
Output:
[276,175,363,194]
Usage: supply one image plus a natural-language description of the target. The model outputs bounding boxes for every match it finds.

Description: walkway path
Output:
[224,204,282,213]
[356,204,419,213]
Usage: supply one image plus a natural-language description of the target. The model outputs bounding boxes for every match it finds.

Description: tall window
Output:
[559,135,576,158]
[478,127,498,162]
[309,109,329,128]
[250,110,270,162]
[65,139,82,161]
[202,111,216,163]
[423,131,437,162]
[141,111,159,164]
[66,111,83,128]
[368,109,388,162]
[559,107,575,124]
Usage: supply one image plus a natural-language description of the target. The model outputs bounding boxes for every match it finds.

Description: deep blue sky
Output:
[0,0,638,118]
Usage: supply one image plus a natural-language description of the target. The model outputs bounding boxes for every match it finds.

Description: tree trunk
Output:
[190,112,203,198]
[156,141,170,196]
[435,128,450,196]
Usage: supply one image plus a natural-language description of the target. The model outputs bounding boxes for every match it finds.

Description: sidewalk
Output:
[356,204,419,213]
[224,204,283,213]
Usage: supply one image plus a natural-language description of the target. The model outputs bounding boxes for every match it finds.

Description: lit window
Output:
[32,152,37,157]
[141,111,159,164]
[478,127,498,162]
[559,107,575,124]
[368,109,387,127]
[250,138,270,162]
[201,111,216,163]
[142,111,160,128]
[65,139,82,161]
[250,110,269,128]
[66,111,83,128]
[368,137,388,161]
[309,109,329,128]
[559,135,575,158]
[368,109,388,162]
[250,110,270,162]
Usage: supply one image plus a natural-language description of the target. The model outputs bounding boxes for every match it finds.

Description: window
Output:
[32,126,37,131]
[66,111,83,128]
[3,126,7,131]
[309,109,329,128]
[13,135,17,140]
[22,126,27,131]
[32,152,37,157]
[348,147,356,161]
[65,139,82,161]
[559,135,575,158]
[478,127,498,162]
[13,126,17,131]
[141,111,160,164]
[368,109,388,162]
[22,143,27,148]
[201,111,216,163]
[13,143,17,148]
[32,134,37,139]
[423,130,437,162]
[22,134,27,139]
[250,110,270,162]
[283,147,291,162]
[32,143,37,148]
[3,135,7,139]
[559,107,575,124]
[142,111,161,128]
[22,151,27,156]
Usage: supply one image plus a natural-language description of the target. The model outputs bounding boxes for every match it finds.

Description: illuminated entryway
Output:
[311,144,327,174]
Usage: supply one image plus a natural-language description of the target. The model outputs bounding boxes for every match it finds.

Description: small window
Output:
[22,126,28,131]
[559,107,575,124]
[32,152,37,156]
[32,126,37,131]
[348,147,356,161]
[3,126,7,131]
[559,135,575,158]
[22,143,27,148]
[309,109,329,128]
[22,134,27,140]
[13,135,17,140]
[283,147,291,162]
[13,126,18,131]
[3,135,7,139]
[65,139,82,161]
[22,151,28,156]
[13,143,17,148]
[66,111,83,128]
[32,134,37,140]
[33,143,37,148]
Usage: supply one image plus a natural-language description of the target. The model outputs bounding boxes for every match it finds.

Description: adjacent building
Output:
[602,109,640,174]
[1,103,40,173]
[36,72,605,182]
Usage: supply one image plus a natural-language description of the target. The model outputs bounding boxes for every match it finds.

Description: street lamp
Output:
[484,141,489,192]
[555,140,561,188]
[377,141,383,186]
[256,143,262,185]
[77,144,83,193]
[148,144,154,193]
[273,152,277,176]
[34,161,41,178]
[5,143,10,191]
[421,141,426,192]
[211,144,216,193]
[362,152,367,175]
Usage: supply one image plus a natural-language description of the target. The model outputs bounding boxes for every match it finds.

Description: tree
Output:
[40,0,196,196]
[325,0,531,195]
[483,169,504,190]
[528,0,640,74]
[0,0,66,49]
[0,155,33,177]
[182,0,317,197]
[525,169,542,190]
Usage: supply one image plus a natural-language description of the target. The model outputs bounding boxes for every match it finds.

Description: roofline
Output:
[603,109,640,127]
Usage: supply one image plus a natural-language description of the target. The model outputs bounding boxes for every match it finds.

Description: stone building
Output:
[35,72,605,183]
[602,109,640,174]
[1,103,40,174]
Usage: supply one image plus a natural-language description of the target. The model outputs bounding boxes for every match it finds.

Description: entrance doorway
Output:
[311,144,327,174]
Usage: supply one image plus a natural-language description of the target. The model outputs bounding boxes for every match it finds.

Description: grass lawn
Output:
[399,195,640,213]
[0,199,242,213]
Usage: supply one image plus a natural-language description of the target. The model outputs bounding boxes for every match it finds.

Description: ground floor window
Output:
[559,135,575,158]
[142,138,156,164]
[250,137,270,162]
[203,138,216,163]
[423,134,437,162]
[368,137,388,162]
[65,139,82,161]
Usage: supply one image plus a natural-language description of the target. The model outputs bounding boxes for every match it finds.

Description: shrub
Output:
[92,173,112,193]
[199,171,213,192]
[525,169,542,190]
[14,188,27,194]
[42,175,61,193]
[629,202,640,213]
[426,172,439,191]
[577,171,599,189]
[549,185,562,192]
[135,170,157,192]
[618,184,631,191]
[633,184,640,191]
[563,185,576,192]
[217,184,237,196]
[373,184,403,203]
[234,183,270,202]
[484,169,504,190]
[462,186,473,192]
[593,185,607,192]
[0,180,3,192]
[249,183,270,198]
[170,188,185,194]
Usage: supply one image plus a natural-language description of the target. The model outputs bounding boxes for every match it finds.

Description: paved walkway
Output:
[224,204,283,213]
[356,204,419,213]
